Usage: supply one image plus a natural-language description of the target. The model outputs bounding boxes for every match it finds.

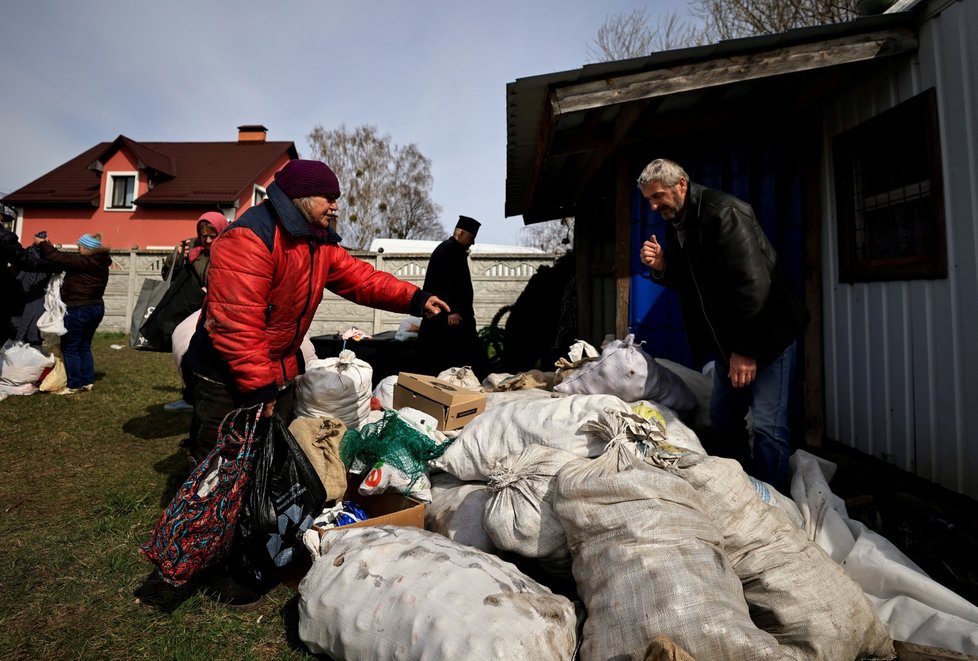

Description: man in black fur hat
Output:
[417,215,486,378]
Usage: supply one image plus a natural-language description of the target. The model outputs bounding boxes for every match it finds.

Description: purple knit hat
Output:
[274,159,341,199]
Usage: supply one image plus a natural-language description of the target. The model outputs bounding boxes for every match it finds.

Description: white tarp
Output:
[791,449,978,656]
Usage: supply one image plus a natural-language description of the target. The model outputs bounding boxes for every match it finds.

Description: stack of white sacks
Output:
[295,335,978,659]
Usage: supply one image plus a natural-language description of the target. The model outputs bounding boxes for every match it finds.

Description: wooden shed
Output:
[505,0,978,498]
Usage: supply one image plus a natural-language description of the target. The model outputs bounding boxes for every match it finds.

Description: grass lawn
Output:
[0,334,309,661]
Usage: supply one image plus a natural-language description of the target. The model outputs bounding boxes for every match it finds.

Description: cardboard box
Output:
[392,372,486,430]
[313,490,425,537]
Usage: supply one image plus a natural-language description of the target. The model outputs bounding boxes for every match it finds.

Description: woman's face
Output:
[197,222,219,253]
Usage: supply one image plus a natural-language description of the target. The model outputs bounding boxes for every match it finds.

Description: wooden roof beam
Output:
[551,28,918,116]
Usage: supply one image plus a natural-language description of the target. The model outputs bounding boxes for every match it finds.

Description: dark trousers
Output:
[186,375,295,463]
[62,303,104,389]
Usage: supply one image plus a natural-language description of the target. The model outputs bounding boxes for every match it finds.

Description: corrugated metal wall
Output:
[821,0,978,498]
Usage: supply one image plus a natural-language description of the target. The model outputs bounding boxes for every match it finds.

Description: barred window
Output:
[833,88,946,282]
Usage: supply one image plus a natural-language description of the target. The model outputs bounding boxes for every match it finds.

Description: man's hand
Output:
[262,399,275,418]
[423,295,450,318]
[729,352,757,389]
[447,312,462,327]
[640,234,665,271]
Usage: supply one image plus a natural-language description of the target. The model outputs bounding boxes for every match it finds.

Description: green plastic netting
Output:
[340,410,452,484]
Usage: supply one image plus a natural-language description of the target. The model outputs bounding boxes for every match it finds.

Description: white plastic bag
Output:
[294,350,373,429]
[36,273,67,336]
[0,341,55,394]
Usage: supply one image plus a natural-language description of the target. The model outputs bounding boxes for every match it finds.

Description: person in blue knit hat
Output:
[36,232,112,394]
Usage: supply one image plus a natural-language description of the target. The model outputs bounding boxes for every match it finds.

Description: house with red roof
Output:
[2,125,298,249]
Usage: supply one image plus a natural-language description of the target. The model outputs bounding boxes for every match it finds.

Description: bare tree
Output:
[586,7,706,62]
[693,0,858,41]
[519,217,574,253]
[307,124,444,249]
[588,0,859,62]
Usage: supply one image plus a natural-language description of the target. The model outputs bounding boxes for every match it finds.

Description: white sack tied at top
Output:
[432,393,632,481]
[483,444,577,566]
[554,333,697,412]
[554,409,788,660]
[294,349,373,430]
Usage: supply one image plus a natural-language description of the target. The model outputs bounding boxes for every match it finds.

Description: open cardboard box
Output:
[312,490,425,537]
[392,372,486,430]
[282,490,425,590]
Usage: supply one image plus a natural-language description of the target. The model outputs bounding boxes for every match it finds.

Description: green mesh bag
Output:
[340,410,452,486]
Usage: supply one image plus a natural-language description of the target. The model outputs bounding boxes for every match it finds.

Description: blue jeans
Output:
[61,303,104,389]
[709,340,798,493]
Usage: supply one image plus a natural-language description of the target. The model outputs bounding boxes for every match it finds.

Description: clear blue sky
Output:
[0,0,692,245]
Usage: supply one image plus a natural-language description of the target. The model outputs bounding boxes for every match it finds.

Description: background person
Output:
[2,227,55,346]
[161,211,229,282]
[161,212,230,413]
[417,215,486,379]
[637,158,809,492]
[37,233,111,394]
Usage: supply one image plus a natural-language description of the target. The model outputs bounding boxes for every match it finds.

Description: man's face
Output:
[641,178,687,221]
[305,195,340,230]
[453,228,475,249]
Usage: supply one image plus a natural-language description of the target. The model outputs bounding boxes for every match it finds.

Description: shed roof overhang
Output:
[506,11,919,224]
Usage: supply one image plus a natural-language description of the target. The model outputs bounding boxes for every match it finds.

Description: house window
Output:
[833,88,946,282]
[253,184,267,207]
[106,172,137,210]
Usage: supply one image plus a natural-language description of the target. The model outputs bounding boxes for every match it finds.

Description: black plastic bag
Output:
[138,262,205,352]
[233,413,327,590]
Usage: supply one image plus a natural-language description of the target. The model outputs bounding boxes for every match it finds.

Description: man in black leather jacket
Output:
[638,158,809,492]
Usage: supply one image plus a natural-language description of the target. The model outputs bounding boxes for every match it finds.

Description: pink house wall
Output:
[17,150,290,249]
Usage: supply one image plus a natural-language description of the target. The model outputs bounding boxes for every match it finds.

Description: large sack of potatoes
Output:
[298,525,579,660]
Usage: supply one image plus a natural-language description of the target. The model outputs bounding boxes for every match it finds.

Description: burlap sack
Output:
[288,416,348,502]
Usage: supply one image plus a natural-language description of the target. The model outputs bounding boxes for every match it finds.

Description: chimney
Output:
[237,124,268,143]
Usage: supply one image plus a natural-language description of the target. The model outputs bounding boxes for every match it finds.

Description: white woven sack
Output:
[669,454,895,660]
[372,374,397,409]
[426,471,496,552]
[298,525,579,660]
[36,273,67,336]
[554,412,786,660]
[432,393,631,481]
[436,366,482,390]
[483,444,577,562]
[294,350,372,429]
[484,387,559,410]
[554,334,697,412]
